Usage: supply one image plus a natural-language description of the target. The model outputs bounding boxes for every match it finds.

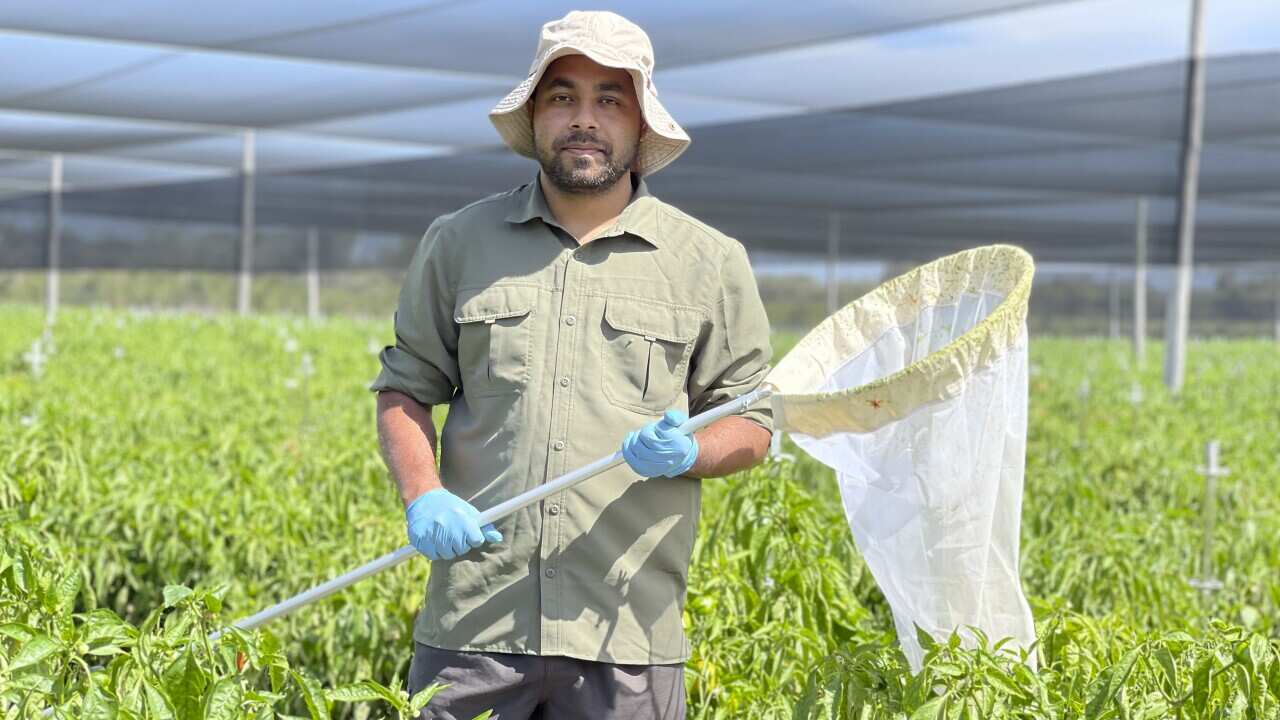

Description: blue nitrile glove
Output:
[405,488,503,561]
[622,409,699,478]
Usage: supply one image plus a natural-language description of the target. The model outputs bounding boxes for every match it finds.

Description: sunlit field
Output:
[3,304,1278,718]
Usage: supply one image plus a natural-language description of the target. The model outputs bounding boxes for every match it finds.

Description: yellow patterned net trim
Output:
[767,244,1035,437]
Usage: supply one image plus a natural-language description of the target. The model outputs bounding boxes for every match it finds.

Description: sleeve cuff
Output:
[369,348,455,406]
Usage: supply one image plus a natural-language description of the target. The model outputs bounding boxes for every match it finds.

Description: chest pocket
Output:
[455,285,537,398]
[600,297,704,415]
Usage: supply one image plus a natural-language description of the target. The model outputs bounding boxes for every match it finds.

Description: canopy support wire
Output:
[1163,0,1206,393]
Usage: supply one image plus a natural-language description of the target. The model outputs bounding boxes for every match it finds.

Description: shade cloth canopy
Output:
[1,0,1278,268]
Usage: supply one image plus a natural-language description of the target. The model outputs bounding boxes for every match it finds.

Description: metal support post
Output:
[45,154,63,324]
[1274,268,1279,342]
[306,226,321,321]
[1133,198,1148,364]
[1108,270,1120,340]
[237,130,256,316]
[1163,0,1206,393]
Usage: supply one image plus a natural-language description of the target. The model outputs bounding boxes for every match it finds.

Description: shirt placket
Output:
[538,234,587,656]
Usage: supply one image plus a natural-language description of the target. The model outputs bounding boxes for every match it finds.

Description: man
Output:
[372,11,772,719]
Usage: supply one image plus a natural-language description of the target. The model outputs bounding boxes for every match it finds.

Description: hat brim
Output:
[489,45,690,177]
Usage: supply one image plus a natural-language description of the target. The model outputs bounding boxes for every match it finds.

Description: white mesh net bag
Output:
[766,245,1037,671]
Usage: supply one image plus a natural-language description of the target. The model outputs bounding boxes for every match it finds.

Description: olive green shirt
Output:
[371,174,772,664]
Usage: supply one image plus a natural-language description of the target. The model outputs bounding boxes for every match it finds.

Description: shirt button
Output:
[547,504,560,515]
[553,440,565,451]
[559,377,570,387]
[564,316,576,326]
[545,568,557,578]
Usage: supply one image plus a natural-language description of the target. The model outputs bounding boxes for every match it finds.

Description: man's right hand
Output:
[405,488,503,560]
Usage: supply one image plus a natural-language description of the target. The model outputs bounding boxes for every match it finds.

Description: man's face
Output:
[531,55,644,194]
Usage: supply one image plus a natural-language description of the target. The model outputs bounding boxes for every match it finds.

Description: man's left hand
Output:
[622,409,699,478]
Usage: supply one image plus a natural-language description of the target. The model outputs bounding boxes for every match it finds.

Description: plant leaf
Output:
[202,677,243,720]
[326,682,384,704]
[1086,647,1140,717]
[410,684,446,715]
[292,670,330,720]
[910,695,946,720]
[1152,647,1177,691]
[163,586,194,609]
[9,633,61,671]
[82,682,120,720]
[161,649,207,719]
[53,570,81,614]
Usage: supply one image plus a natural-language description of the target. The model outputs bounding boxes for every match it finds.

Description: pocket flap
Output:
[455,285,537,324]
[603,297,703,343]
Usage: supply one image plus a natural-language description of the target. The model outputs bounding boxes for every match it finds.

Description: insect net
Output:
[766,245,1037,671]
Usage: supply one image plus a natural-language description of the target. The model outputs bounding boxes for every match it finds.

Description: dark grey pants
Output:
[407,642,686,720]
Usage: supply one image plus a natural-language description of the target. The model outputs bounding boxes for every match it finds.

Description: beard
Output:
[535,130,637,194]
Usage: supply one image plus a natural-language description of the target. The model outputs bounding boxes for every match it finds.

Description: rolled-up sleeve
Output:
[687,242,773,433]
[369,220,459,406]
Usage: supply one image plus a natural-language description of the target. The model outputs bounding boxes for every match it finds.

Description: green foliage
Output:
[683,337,1280,718]
[2,304,1278,718]
[0,520,458,719]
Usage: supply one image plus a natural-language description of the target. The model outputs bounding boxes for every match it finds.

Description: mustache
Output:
[555,132,611,154]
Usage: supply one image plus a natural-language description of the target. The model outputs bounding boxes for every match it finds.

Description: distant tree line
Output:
[1,268,1275,338]
[757,268,1279,338]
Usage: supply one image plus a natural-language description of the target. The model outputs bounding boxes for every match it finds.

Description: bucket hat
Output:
[489,10,690,176]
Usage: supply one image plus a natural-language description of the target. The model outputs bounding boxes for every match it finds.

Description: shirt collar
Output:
[505,173,662,248]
